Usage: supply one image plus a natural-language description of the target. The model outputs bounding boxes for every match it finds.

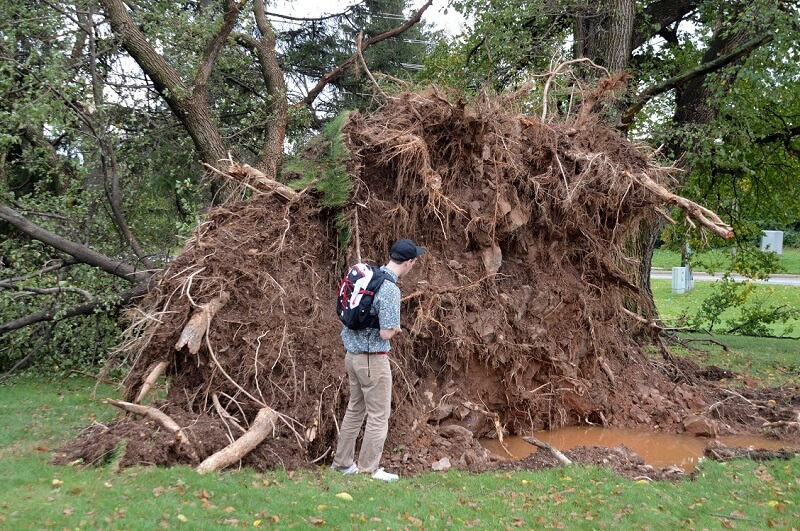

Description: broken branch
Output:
[175,291,230,354]
[523,436,573,465]
[107,398,199,461]
[134,360,169,404]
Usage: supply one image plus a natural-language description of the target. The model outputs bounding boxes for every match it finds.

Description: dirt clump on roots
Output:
[56,85,799,479]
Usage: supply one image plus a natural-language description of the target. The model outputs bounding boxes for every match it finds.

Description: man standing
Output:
[331,239,426,481]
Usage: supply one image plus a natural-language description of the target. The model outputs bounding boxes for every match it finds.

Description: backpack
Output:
[336,263,394,330]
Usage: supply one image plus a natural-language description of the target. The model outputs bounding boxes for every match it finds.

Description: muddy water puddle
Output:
[481,427,789,472]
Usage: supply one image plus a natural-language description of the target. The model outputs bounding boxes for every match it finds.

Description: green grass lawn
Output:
[652,279,800,338]
[1,372,799,529]
[652,247,800,274]
[668,333,800,386]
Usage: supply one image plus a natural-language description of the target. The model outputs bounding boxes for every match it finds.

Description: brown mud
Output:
[56,86,799,480]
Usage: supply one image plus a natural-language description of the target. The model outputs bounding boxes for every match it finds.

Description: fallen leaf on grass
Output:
[52,479,63,488]
[308,516,325,525]
[336,492,353,501]
[402,512,423,526]
[177,514,188,522]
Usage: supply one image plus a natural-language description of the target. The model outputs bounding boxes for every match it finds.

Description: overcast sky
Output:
[270,0,467,36]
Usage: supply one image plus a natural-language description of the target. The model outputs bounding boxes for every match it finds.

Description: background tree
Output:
[281,0,438,119]
[0,0,433,375]
[422,0,800,316]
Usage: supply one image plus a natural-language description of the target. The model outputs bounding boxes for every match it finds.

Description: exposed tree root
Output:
[523,436,573,465]
[134,360,169,403]
[174,291,230,355]
[106,399,199,462]
[625,171,733,240]
[196,406,278,474]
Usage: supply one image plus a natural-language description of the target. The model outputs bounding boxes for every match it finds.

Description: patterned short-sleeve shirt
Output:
[340,266,401,353]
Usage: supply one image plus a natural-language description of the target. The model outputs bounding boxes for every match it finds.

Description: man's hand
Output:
[379,326,402,340]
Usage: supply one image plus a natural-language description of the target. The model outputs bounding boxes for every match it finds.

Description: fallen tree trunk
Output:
[196,406,278,474]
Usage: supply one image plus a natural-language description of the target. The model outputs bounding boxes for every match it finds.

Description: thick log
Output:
[523,436,573,465]
[134,360,169,404]
[175,291,230,354]
[196,406,278,474]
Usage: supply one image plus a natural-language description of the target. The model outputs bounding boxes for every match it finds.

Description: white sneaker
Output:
[331,463,359,474]
[371,468,399,481]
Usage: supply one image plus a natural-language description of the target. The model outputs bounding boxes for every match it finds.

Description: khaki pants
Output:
[331,352,392,474]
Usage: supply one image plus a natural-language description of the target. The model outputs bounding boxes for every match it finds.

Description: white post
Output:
[672,267,688,294]
[760,231,784,255]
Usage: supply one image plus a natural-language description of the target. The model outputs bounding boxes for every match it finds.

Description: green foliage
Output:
[283,112,353,208]
[419,0,574,91]
[1,376,799,528]
[280,0,439,118]
[686,276,799,336]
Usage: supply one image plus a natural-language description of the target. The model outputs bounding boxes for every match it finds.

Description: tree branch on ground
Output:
[0,282,151,337]
[0,205,147,282]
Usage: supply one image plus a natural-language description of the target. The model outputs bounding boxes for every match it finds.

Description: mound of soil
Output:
[56,86,799,478]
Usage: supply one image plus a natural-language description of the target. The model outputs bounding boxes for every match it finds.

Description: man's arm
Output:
[377,282,402,342]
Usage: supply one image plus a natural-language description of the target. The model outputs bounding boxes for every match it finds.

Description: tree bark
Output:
[235,0,288,180]
[631,0,701,50]
[98,0,229,166]
[574,0,635,72]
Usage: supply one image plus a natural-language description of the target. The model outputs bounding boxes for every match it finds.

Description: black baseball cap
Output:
[390,239,426,262]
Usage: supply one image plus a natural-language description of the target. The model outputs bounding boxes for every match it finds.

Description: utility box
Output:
[672,266,690,294]
[760,231,784,255]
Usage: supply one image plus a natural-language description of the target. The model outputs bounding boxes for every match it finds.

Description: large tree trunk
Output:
[574,0,635,71]
[98,0,231,166]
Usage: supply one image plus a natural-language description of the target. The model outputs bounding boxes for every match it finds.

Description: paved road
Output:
[651,270,800,287]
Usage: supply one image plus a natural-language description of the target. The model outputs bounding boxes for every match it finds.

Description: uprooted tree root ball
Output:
[57,86,798,477]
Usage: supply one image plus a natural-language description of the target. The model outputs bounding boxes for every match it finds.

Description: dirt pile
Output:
[58,85,798,477]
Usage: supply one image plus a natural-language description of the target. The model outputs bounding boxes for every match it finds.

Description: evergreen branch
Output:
[298,0,433,108]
